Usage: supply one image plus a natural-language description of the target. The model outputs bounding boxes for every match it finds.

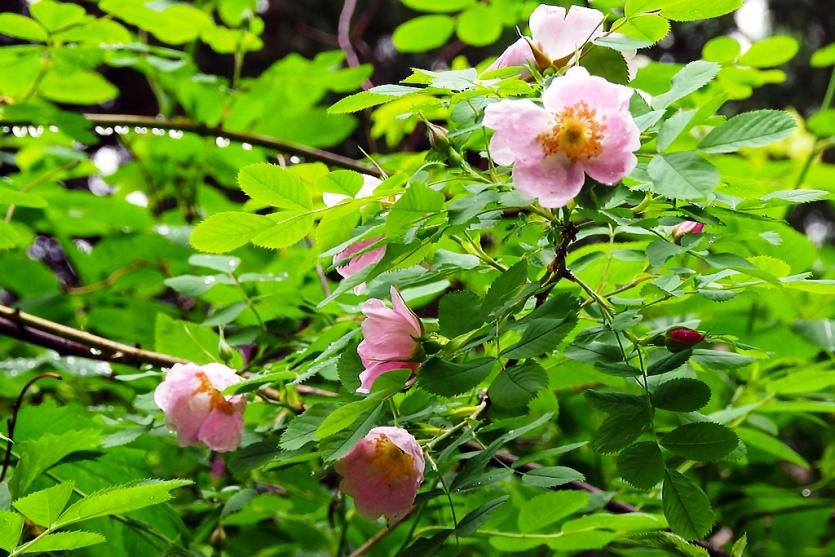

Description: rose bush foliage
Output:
[0,0,834,556]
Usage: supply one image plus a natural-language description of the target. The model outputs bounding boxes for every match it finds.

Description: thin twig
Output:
[0,113,382,176]
[1,372,62,481]
[338,0,373,90]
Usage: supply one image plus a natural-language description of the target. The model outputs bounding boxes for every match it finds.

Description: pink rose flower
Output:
[154,362,246,452]
[357,286,423,393]
[323,174,381,208]
[485,5,604,74]
[335,426,425,521]
[483,66,640,208]
[671,221,705,239]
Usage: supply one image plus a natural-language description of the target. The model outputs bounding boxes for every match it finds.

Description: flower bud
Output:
[335,426,425,521]
[671,221,705,240]
[665,327,706,352]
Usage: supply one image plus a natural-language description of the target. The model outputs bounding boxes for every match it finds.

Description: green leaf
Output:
[20,531,106,554]
[500,315,577,359]
[699,110,796,153]
[691,349,754,370]
[401,0,475,12]
[587,392,652,454]
[316,204,360,251]
[652,378,711,412]
[455,496,508,537]
[811,42,835,67]
[418,358,495,397]
[732,533,748,557]
[482,260,529,318]
[387,182,444,231]
[0,13,48,41]
[13,482,75,527]
[618,442,664,489]
[30,0,87,32]
[626,0,742,21]
[56,480,191,528]
[615,14,670,43]
[251,211,315,250]
[0,510,24,552]
[581,46,630,85]
[279,404,333,450]
[661,422,738,461]
[767,369,835,394]
[319,402,385,462]
[38,70,118,105]
[190,211,274,253]
[189,254,241,273]
[328,90,401,114]
[238,163,311,210]
[738,36,799,67]
[392,15,455,53]
[657,109,697,152]
[517,491,589,533]
[647,348,692,376]
[451,413,552,491]
[522,466,585,488]
[647,152,720,200]
[12,430,102,497]
[438,290,483,338]
[456,5,501,47]
[791,319,835,353]
[736,427,809,468]
[316,371,407,439]
[702,36,740,64]
[315,397,384,439]
[652,61,721,109]
[337,348,363,393]
[154,314,243,368]
[662,470,715,540]
[489,362,548,408]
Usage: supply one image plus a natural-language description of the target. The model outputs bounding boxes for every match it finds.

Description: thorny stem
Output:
[1,372,62,481]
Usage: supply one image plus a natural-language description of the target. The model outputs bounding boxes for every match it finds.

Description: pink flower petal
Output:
[542,66,632,114]
[334,237,386,278]
[198,408,244,453]
[485,37,535,73]
[483,100,552,166]
[530,5,604,63]
[357,361,419,394]
[513,156,585,208]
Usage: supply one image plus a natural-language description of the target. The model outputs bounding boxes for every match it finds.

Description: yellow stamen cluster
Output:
[372,436,414,485]
[193,372,235,415]
[538,101,605,162]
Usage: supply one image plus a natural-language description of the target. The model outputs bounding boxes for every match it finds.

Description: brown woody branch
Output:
[0,113,383,177]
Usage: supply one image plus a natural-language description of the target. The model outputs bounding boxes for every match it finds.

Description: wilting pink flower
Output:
[357,287,423,393]
[671,221,705,239]
[485,5,604,74]
[154,362,246,452]
[335,426,425,521]
[483,66,639,207]
[665,328,706,352]
[323,174,381,208]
